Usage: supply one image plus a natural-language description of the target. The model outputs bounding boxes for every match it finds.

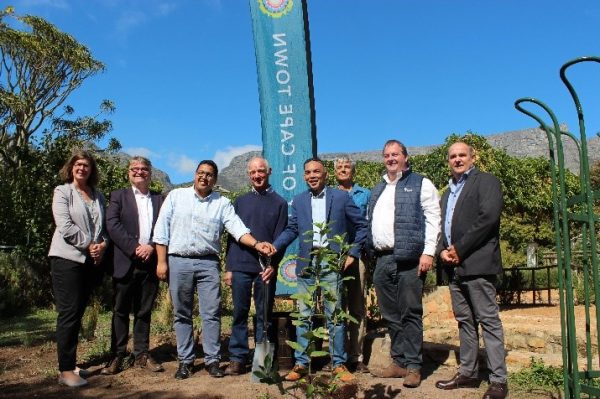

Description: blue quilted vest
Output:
[369,170,425,262]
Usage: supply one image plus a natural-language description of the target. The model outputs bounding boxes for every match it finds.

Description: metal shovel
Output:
[251,256,276,382]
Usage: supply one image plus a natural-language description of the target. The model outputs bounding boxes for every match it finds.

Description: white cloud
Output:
[123,147,158,159]
[213,144,261,170]
[169,154,198,174]
[199,0,223,11]
[115,10,147,35]
[156,2,177,16]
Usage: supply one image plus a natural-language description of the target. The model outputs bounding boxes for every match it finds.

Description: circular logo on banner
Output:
[258,0,293,18]
[278,257,297,287]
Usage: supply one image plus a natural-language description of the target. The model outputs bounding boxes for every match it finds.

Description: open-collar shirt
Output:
[153,186,250,256]
[444,167,474,245]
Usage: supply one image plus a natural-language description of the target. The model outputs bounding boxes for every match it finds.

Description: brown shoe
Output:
[101,354,125,375]
[224,360,246,375]
[333,364,356,383]
[284,365,308,381]
[135,353,164,372]
[436,372,481,390]
[483,382,508,399]
[371,362,407,378]
[403,369,421,388]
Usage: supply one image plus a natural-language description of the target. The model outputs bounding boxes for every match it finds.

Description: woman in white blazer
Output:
[48,149,109,387]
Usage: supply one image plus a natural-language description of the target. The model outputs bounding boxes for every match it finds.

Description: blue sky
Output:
[11,0,600,184]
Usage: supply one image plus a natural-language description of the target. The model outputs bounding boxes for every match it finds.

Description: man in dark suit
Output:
[102,156,165,375]
[434,142,508,399]
[272,158,368,383]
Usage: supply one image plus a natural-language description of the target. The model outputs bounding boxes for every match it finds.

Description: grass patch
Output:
[510,358,563,396]
[0,308,56,346]
[80,310,112,363]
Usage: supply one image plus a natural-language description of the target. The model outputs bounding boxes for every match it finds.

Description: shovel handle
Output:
[258,255,271,271]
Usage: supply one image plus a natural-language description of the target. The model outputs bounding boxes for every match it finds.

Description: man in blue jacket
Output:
[223,157,288,375]
[272,158,368,383]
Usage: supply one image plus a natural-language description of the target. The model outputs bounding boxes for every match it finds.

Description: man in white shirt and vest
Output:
[367,140,441,388]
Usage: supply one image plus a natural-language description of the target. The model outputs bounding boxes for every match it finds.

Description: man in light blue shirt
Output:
[154,160,272,380]
[334,155,371,373]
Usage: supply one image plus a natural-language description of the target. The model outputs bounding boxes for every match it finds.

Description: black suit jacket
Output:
[106,187,164,279]
[437,168,503,277]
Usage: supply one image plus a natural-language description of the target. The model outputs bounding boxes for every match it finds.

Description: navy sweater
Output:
[225,189,288,273]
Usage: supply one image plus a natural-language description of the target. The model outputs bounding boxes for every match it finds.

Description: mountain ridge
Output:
[174,127,600,193]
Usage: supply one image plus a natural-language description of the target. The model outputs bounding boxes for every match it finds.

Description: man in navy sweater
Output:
[223,156,288,375]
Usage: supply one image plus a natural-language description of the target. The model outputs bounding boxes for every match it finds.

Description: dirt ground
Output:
[0,329,560,399]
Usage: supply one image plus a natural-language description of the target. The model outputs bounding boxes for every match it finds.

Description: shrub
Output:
[510,357,563,391]
[0,252,50,316]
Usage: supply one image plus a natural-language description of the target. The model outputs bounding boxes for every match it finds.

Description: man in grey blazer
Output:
[434,142,508,399]
[102,156,165,375]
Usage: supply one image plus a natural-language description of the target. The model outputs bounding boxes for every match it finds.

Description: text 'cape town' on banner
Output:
[249,0,317,295]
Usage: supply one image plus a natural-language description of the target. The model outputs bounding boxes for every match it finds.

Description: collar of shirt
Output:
[252,185,273,195]
[310,187,326,199]
[383,168,409,185]
[194,188,215,202]
[448,166,474,187]
[132,186,151,198]
[349,183,365,195]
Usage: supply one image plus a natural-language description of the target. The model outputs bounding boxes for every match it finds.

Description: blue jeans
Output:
[169,255,221,365]
[295,266,346,367]
[228,271,275,363]
[373,255,424,370]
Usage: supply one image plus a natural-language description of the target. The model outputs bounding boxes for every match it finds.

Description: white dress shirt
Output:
[371,172,441,256]
[132,186,153,245]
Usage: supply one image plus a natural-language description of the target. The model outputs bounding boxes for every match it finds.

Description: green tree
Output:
[410,133,579,262]
[0,8,127,310]
[326,133,579,264]
[590,159,600,191]
[0,7,110,172]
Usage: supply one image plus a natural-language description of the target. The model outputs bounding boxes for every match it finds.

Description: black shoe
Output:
[483,382,508,399]
[175,362,192,380]
[207,362,225,378]
[101,354,125,375]
[435,372,481,390]
[348,361,370,373]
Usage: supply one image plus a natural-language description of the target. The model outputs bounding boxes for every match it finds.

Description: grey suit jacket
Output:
[437,168,503,277]
[48,183,109,263]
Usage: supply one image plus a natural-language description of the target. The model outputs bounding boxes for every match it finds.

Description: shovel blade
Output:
[251,342,276,383]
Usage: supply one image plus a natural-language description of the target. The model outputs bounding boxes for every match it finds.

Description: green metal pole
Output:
[561,58,600,374]
[514,99,572,398]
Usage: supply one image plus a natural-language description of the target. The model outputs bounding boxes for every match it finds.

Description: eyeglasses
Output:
[197,171,215,179]
[130,167,150,174]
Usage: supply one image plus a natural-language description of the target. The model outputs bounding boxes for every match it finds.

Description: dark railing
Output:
[498,264,557,305]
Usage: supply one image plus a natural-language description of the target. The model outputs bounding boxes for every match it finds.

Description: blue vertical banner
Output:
[249,0,317,295]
